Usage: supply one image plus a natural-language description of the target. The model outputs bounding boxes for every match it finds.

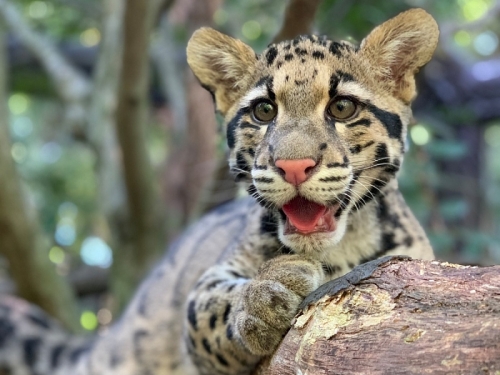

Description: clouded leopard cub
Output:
[0,8,439,375]
[184,8,438,375]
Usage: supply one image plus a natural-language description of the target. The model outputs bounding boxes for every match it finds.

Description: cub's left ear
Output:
[187,27,257,115]
[360,8,439,103]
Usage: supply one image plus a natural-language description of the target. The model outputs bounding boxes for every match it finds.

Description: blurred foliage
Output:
[4,0,500,329]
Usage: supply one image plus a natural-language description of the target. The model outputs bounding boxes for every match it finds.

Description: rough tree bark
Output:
[256,257,500,375]
[0,24,80,331]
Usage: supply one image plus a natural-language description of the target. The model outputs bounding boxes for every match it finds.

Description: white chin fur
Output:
[278,214,348,257]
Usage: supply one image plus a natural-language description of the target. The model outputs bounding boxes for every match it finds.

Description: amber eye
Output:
[327,98,357,120]
[253,101,277,122]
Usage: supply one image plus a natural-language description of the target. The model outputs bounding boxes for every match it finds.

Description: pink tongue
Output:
[282,196,327,232]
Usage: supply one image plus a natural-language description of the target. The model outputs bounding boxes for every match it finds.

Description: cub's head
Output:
[187,9,438,255]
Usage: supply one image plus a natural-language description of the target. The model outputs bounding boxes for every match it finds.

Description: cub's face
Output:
[187,9,439,255]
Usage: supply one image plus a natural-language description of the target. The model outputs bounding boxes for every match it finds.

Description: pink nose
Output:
[275,158,317,186]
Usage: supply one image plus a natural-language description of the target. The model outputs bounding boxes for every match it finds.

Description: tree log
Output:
[256,256,500,375]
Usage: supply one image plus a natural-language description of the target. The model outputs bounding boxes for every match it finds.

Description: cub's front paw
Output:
[234,255,325,355]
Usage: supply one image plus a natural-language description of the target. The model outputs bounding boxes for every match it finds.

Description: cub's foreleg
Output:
[185,254,328,375]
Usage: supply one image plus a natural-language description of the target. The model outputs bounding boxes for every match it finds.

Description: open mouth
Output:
[282,196,340,235]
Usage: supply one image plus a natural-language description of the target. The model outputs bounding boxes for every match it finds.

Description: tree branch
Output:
[0,0,91,125]
[272,0,322,43]
[87,0,126,218]
[151,16,187,137]
[0,23,80,332]
[111,0,167,312]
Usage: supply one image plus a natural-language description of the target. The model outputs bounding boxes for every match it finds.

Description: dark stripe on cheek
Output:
[366,104,403,140]
[240,122,260,130]
[226,108,249,149]
[384,158,401,174]
[346,118,371,128]
[350,140,375,154]
[327,155,349,169]
[374,143,389,162]
[353,178,388,210]
[319,175,348,182]
[236,152,250,172]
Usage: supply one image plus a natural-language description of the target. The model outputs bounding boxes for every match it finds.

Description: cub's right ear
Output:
[187,27,257,116]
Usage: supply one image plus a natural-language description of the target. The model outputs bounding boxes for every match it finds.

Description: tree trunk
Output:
[256,257,500,375]
[0,24,80,332]
[156,0,222,233]
[112,0,167,312]
[272,0,322,43]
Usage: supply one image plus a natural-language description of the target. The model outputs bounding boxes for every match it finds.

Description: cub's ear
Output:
[360,8,439,103]
[187,27,257,115]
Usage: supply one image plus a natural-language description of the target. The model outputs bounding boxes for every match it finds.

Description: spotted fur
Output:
[185,8,438,374]
[0,9,438,375]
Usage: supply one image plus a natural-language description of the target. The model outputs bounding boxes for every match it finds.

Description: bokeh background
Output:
[0,0,499,333]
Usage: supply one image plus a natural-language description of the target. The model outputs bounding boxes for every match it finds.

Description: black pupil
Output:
[260,103,272,114]
[336,101,347,112]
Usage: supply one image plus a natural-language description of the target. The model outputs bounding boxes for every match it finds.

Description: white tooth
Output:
[317,217,325,226]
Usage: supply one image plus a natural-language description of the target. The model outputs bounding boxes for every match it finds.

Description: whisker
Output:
[354,179,386,202]
[357,175,390,187]
[231,167,251,175]
[352,163,398,173]
[345,186,365,212]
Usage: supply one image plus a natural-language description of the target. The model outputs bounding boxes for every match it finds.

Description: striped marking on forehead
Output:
[336,81,373,102]
[239,76,275,107]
